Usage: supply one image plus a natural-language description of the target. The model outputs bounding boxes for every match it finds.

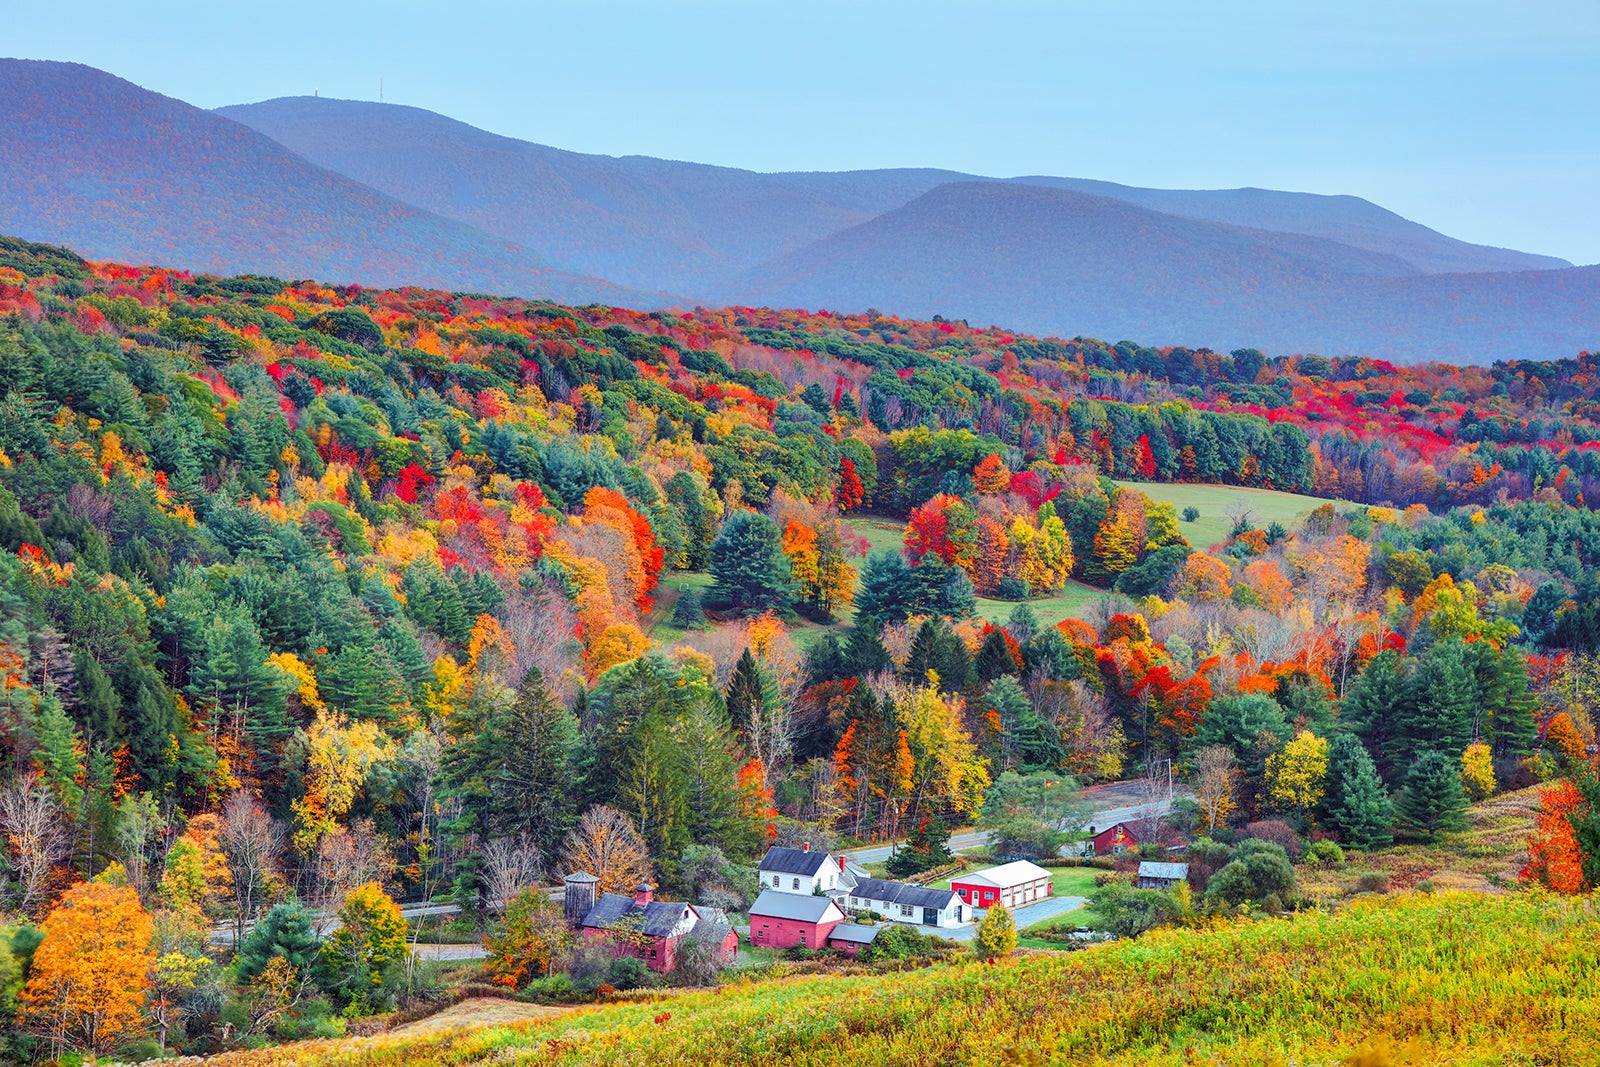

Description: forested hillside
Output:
[1,233,1598,1059]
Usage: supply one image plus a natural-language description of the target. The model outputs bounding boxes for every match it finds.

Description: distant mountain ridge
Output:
[731,182,1600,364]
[219,95,1570,289]
[0,61,653,305]
[1,60,1594,362]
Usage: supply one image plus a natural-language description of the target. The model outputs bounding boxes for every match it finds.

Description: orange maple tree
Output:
[19,879,155,1056]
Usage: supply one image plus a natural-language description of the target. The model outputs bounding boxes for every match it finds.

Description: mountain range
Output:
[2,58,1595,362]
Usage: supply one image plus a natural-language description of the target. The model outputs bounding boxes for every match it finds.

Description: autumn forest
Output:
[0,229,1597,1062]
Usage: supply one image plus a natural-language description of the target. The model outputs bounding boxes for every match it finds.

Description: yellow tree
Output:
[1174,552,1233,602]
[559,804,653,894]
[291,709,395,854]
[897,680,992,819]
[19,880,154,1057]
[1265,730,1329,823]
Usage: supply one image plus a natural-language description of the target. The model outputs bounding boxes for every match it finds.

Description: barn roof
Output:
[954,860,1055,889]
[749,889,842,923]
[826,922,882,945]
[848,877,960,911]
[581,894,693,938]
[759,845,833,876]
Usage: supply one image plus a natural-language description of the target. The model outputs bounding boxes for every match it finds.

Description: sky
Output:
[5,0,1598,264]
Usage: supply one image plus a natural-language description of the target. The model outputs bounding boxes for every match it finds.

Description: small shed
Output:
[824,921,882,957]
[1136,861,1189,890]
[1088,822,1140,856]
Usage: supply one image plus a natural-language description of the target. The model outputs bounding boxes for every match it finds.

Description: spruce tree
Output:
[844,619,892,676]
[1396,639,1477,769]
[670,588,705,630]
[1474,642,1539,759]
[856,551,917,624]
[1341,649,1406,785]
[725,648,767,733]
[1394,750,1469,842]
[501,666,579,856]
[974,628,1018,683]
[709,512,792,614]
[1321,734,1393,850]
[73,649,122,745]
[1006,602,1039,647]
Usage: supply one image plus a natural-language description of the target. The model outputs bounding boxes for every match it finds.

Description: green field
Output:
[846,517,1108,628]
[195,892,1600,1067]
[1113,479,1342,551]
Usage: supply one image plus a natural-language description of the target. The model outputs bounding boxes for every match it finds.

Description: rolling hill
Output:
[0,60,649,305]
[731,181,1600,362]
[219,95,1570,288]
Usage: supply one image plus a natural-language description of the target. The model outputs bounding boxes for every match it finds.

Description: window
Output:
[772,875,780,886]
[800,930,807,946]
[792,878,800,890]
[900,905,913,917]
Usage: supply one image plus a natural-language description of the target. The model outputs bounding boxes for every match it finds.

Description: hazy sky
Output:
[6,0,1598,264]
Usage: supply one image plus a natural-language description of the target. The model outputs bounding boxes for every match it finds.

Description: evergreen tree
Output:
[1341,649,1406,784]
[500,666,579,857]
[855,551,918,625]
[233,900,320,984]
[675,701,761,860]
[988,677,1061,771]
[1006,602,1039,647]
[724,649,767,734]
[670,588,705,630]
[618,712,691,886]
[1394,750,1469,842]
[1396,639,1477,768]
[1471,642,1539,760]
[1321,734,1393,850]
[974,628,1018,683]
[708,512,792,614]
[72,649,122,745]
[843,619,892,676]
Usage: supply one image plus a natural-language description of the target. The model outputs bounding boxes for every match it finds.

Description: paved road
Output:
[842,798,1175,865]
[944,895,1088,942]
[411,942,490,961]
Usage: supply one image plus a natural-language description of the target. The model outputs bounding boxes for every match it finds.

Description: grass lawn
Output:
[1113,479,1345,551]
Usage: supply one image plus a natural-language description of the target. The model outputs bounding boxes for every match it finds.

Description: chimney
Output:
[802,841,810,852]
[634,882,655,906]
[839,855,848,873]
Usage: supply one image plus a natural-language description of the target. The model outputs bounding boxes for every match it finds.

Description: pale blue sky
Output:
[5,0,1598,264]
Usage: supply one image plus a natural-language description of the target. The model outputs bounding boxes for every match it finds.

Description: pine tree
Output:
[1321,734,1393,850]
[500,666,579,856]
[709,512,792,614]
[1341,649,1406,785]
[1396,639,1477,768]
[844,619,892,676]
[974,628,1018,683]
[856,552,918,624]
[73,650,122,746]
[675,701,761,859]
[725,648,768,733]
[1474,643,1539,759]
[1394,750,1469,842]
[670,588,705,630]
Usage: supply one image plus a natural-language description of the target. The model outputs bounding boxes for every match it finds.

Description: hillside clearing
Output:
[1113,479,1345,550]
[189,892,1600,1067]
[386,998,571,1037]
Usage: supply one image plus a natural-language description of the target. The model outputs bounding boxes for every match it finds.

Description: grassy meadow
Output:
[191,892,1600,1067]
[1113,479,1343,551]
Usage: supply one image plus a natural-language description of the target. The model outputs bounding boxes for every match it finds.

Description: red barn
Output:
[1088,822,1140,856]
[576,883,699,973]
[950,860,1054,910]
[747,889,844,950]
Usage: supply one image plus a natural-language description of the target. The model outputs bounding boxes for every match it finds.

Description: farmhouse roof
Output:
[749,889,843,923]
[758,845,834,877]
[581,893,694,937]
[826,922,882,945]
[848,877,960,911]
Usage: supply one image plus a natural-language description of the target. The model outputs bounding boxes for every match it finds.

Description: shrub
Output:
[996,576,1031,601]
[1240,819,1303,861]
[1357,871,1391,894]
[1204,841,1297,911]
[1182,507,1200,522]
[1415,879,1437,894]
[1089,880,1184,938]
[1304,840,1345,868]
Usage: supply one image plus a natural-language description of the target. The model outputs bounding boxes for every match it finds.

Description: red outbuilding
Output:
[1088,822,1140,856]
[747,889,845,950]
